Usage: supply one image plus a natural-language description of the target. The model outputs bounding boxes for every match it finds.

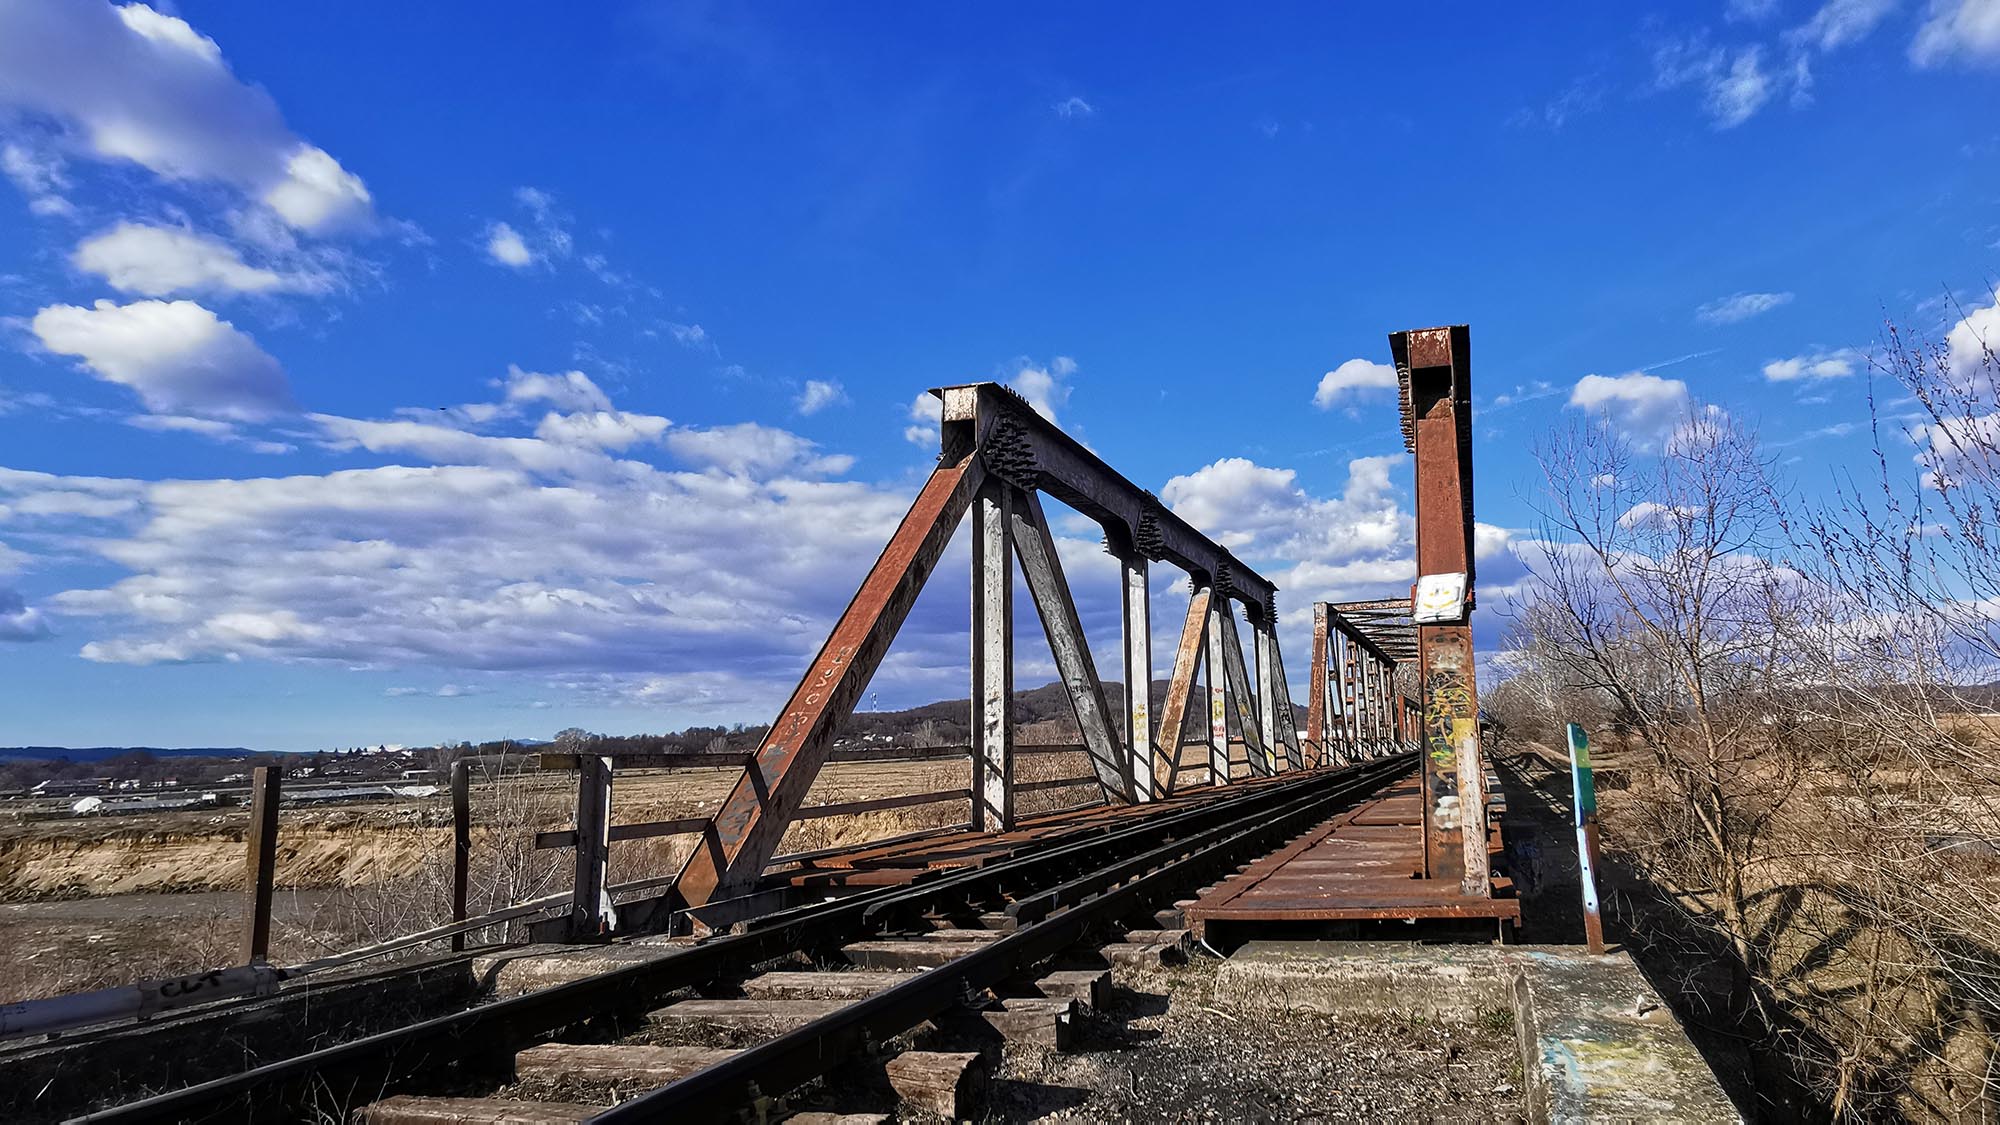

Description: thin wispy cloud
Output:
[1698,291,1795,323]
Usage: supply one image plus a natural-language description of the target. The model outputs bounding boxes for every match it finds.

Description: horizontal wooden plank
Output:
[513,1044,735,1085]
[537,742,1093,770]
[768,823,967,868]
[741,970,914,999]
[1014,775,1096,793]
[532,816,711,851]
[795,788,971,821]
[357,1095,602,1124]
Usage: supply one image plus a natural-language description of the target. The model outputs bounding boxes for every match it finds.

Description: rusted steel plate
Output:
[1184,762,1517,928]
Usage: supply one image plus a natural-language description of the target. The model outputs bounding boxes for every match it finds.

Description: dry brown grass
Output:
[0,751,1126,1004]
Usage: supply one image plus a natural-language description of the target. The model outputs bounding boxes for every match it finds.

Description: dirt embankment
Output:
[0,807,456,901]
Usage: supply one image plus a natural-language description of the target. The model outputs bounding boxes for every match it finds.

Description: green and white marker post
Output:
[1567,722,1606,954]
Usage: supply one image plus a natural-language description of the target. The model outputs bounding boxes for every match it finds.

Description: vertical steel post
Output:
[1373,655,1387,754]
[1360,648,1376,752]
[450,759,470,952]
[1355,648,1368,757]
[1306,604,1329,768]
[1395,324,1490,896]
[240,765,281,965]
[1343,638,1359,761]
[570,753,616,938]
[1121,554,1154,802]
[1206,596,1230,785]
[972,482,1014,830]
[1254,623,1278,774]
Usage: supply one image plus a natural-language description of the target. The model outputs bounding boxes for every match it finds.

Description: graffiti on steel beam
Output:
[1424,668,1473,832]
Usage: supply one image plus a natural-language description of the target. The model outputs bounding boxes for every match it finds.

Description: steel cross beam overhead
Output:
[665,382,1291,914]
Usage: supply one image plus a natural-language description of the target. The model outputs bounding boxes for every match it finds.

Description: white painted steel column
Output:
[1206,598,1230,785]
[1255,624,1279,773]
[971,484,1013,830]
[1121,555,1154,801]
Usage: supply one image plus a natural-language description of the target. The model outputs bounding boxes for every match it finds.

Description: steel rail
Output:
[593,753,1415,1121]
[73,757,1410,1124]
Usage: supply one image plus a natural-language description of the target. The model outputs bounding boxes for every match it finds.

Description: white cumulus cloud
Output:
[485,222,533,268]
[1568,372,1691,450]
[0,3,374,232]
[1009,356,1076,425]
[502,366,613,414]
[31,298,292,419]
[73,221,330,296]
[1313,359,1398,409]
[796,380,846,415]
[665,422,855,477]
[1763,347,1864,380]
[0,586,52,642]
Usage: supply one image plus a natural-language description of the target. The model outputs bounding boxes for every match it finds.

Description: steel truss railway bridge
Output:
[3,325,1512,1124]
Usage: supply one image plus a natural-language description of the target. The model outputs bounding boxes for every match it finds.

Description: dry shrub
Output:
[1506,323,2000,1120]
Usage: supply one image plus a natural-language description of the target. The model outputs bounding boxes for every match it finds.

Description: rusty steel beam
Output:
[668,381,1289,914]
[1390,324,1490,897]
[934,384,1278,621]
[669,456,986,910]
[1154,586,1211,796]
[1009,487,1135,804]
[971,480,1013,831]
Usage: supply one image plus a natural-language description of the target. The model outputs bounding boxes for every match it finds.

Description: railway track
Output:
[71,753,1414,1124]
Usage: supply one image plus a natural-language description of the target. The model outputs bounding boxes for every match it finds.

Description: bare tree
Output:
[1523,409,1813,1015]
[1778,319,2000,1118]
[1504,322,2000,1119]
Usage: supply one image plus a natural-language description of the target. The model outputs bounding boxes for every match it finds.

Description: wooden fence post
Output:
[240,765,281,964]
[450,759,470,952]
[570,754,616,938]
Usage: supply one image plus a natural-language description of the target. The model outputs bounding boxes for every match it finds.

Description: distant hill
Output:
[2,677,1307,773]
[0,746,256,763]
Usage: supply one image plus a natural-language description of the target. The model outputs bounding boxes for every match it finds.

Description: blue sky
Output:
[0,2,1996,750]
